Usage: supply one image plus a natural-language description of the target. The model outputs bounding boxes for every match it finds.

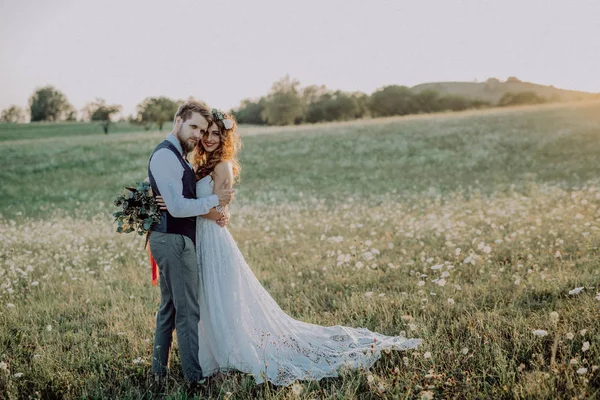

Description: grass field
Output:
[1,102,599,399]
[0,121,153,142]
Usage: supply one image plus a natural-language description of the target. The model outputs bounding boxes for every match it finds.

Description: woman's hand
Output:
[155,195,167,211]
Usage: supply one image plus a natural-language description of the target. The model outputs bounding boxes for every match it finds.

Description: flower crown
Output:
[211,108,234,130]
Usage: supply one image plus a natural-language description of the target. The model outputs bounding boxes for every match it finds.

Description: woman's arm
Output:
[201,161,233,223]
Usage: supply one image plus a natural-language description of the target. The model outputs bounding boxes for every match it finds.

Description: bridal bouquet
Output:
[113,180,161,236]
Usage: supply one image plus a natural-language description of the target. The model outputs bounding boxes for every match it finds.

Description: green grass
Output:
[0,102,599,399]
[0,121,158,142]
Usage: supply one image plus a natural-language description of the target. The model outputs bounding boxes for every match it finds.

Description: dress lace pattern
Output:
[195,176,421,386]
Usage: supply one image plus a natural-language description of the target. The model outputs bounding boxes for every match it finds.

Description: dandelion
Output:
[532,330,548,337]
[421,390,434,400]
[577,367,587,375]
[291,383,303,395]
[569,287,584,295]
[582,342,590,352]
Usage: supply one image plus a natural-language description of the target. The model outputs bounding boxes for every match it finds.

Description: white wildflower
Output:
[447,298,455,305]
[568,287,584,295]
[461,347,469,355]
[582,341,590,352]
[532,330,548,337]
[423,351,431,359]
[577,367,588,375]
[566,332,575,340]
[13,372,23,378]
[291,383,303,395]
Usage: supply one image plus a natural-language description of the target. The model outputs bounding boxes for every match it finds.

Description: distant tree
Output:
[261,75,306,125]
[506,76,522,83]
[84,98,122,134]
[232,98,267,125]
[135,97,180,131]
[438,95,470,111]
[368,85,416,117]
[1,105,26,123]
[498,91,546,107]
[29,85,74,122]
[414,89,442,113]
[305,91,362,123]
[350,92,369,119]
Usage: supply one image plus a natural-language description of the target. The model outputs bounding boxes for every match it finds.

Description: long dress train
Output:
[194,176,421,386]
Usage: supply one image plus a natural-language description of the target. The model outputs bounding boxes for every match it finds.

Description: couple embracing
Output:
[147,100,421,388]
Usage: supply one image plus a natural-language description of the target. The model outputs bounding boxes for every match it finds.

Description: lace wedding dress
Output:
[194,175,421,386]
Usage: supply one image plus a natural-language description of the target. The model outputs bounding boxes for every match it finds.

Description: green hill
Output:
[411,78,599,104]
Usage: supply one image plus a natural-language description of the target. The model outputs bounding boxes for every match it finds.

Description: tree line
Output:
[232,76,557,126]
[0,77,563,130]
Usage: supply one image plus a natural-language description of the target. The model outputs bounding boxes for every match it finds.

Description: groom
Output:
[147,100,234,385]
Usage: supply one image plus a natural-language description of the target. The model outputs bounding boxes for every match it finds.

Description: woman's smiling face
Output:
[200,123,221,152]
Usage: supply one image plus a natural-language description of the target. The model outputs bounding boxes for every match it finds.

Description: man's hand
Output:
[156,195,167,211]
[214,179,235,206]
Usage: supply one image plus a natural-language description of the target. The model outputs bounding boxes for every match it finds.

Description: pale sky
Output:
[1,0,599,117]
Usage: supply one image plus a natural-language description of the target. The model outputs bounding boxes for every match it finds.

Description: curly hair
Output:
[191,113,242,183]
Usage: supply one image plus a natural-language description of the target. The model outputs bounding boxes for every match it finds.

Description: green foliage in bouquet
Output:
[113,180,161,235]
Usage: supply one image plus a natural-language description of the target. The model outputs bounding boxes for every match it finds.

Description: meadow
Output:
[0,101,599,399]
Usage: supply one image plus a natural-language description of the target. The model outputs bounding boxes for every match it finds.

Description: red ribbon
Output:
[147,244,158,286]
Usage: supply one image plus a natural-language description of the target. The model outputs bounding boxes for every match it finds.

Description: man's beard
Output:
[179,138,196,154]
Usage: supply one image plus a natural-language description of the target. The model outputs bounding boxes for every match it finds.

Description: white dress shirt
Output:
[149,133,218,217]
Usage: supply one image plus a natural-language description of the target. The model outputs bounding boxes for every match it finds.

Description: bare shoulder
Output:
[214,160,233,175]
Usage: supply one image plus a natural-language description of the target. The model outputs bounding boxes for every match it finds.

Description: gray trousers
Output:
[149,232,203,382]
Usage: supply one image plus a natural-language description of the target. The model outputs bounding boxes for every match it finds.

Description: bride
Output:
[157,109,421,386]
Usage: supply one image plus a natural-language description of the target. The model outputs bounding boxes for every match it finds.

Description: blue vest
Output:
[148,140,197,244]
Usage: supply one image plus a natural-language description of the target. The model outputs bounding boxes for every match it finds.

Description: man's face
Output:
[176,111,209,153]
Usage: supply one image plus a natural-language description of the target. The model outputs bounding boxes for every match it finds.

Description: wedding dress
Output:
[194,175,421,386]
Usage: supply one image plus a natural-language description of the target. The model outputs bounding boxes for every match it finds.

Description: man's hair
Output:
[175,100,213,124]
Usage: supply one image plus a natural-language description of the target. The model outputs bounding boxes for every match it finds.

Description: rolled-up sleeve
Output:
[149,149,219,217]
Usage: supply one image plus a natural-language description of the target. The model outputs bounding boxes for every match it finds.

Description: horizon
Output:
[1,0,599,118]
